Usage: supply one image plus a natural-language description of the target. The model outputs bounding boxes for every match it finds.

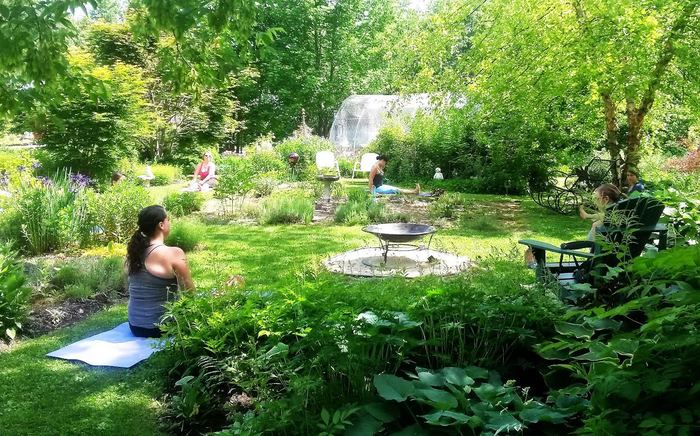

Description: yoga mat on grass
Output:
[47,322,163,368]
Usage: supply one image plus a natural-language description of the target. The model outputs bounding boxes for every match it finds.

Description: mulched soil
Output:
[23,295,119,338]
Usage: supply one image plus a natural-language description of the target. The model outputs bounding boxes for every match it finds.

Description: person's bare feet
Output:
[415,184,421,194]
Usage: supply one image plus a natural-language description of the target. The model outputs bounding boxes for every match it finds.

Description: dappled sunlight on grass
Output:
[0,306,167,436]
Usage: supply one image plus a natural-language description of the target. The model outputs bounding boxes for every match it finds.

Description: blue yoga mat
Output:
[47,322,163,368]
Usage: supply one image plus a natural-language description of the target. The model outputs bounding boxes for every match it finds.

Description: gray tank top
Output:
[127,245,178,329]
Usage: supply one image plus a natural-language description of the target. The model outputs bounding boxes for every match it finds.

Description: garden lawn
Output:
[0,195,583,435]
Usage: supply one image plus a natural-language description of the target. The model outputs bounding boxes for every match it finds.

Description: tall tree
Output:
[235,0,399,143]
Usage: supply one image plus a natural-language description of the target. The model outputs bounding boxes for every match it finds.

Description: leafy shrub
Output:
[11,172,92,254]
[365,367,582,434]
[37,52,153,181]
[87,182,152,243]
[334,200,370,225]
[428,192,464,219]
[0,242,31,341]
[665,148,700,173]
[338,157,354,178]
[259,196,314,224]
[0,148,34,187]
[159,255,561,434]
[368,110,530,194]
[49,256,126,300]
[165,220,205,252]
[252,171,282,197]
[163,192,205,217]
[274,136,334,181]
[537,245,700,434]
[139,164,183,186]
[214,152,293,214]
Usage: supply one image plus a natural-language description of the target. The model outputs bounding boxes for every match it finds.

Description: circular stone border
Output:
[323,247,472,278]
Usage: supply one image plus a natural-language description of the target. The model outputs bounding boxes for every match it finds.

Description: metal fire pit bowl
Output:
[362,223,436,264]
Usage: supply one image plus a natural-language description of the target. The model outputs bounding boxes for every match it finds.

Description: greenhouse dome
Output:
[328,94,431,156]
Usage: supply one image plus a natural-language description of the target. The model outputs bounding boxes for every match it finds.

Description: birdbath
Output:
[317,174,340,202]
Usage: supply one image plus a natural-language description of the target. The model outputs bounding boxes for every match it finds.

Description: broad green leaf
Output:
[374,374,415,402]
[463,366,489,380]
[345,413,383,436]
[441,367,475,387]
[555,321,595,339]
[483,412,523,432]
[519,404,569,424]
[420,410,473,426]
[262,342,289,360]
[175,375,194,387]
[417,370,445,387]
[364,403,398,423]
[414,388,458,410]
[574,343,617,362]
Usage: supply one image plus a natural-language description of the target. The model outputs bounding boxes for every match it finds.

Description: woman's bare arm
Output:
[193,162,202,180]
[368,166,377,191]
[171,247,195,291]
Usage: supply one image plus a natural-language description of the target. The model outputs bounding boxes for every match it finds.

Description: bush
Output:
[259,196,314,224]
[165,220,205,252]
[88,182,152,244]
[11,172,92,254]
[274,136,334,181]
[367,110,531,194]
[50,256,126,300]
[0,242,31,341]
[163,192,205,217]
[139,164,183,186]
[37,52,153,182]
[428,192,464,219]
[159,256,562,434]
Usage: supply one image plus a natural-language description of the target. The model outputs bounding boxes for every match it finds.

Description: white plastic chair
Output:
[352,153,379,178]
[315,151,340,176]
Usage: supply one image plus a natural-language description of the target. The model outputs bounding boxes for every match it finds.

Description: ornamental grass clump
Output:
[259,196,314,224]
[165,220,205,252]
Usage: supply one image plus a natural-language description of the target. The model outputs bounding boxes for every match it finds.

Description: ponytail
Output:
[126,205,167,274]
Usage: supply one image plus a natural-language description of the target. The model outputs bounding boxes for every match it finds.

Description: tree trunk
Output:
[601,92,622,186]
[622,99,646,180]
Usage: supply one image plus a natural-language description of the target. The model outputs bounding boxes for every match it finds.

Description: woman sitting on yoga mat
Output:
[125,205,194,338]
[368,154,420,195]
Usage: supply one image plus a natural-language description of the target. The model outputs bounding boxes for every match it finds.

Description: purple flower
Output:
[36,176,53,187]
[0,171,8,188]
[69,173,92,191]
[16,165,26,173]
[32,161,42,170]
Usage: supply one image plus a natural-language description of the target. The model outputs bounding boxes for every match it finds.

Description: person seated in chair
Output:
[368,154,420,195]
[125,205,195,338]
[579,183,623,241]
[189,151,217,191]
[626,170,644,195]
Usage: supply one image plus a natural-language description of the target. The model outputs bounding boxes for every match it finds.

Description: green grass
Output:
[0,306,168,436]
[0,194,585,434]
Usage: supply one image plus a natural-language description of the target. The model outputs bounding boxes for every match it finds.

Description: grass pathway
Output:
[0,195,584,435]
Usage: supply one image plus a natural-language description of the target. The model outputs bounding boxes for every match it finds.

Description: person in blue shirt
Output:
[626,169,644,195]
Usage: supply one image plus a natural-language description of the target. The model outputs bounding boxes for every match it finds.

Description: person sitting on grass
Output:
[189,150,217,191]
[125,205,194,338]
[368,154,420,195]
[579,183,623,241]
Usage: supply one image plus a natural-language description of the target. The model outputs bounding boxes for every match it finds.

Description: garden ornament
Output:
[433,167,444,180]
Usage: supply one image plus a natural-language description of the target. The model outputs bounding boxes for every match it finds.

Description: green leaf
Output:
[262,342,289,360]
[519,404,569,424]
[321,408,330,425]
[374,374,415,402]
[574,342,617,362]
[345,413,384,436]
[417,370,445,387]
[441,367,475,387]
[415,388,458,410]
[420,410,473,426]
[174,375,194,387]
[364,403,398,423]
[483,413,522,432]
[463,366,489,380]
[555,321,595,339]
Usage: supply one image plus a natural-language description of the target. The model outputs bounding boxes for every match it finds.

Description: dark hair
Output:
[376,154,388,162]
[126,205,167,274]
[111,172,125,183]
[627,169,639,178]
[595,183,622,203]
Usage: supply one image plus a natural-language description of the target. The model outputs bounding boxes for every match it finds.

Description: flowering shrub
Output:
[665,148,700,173]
